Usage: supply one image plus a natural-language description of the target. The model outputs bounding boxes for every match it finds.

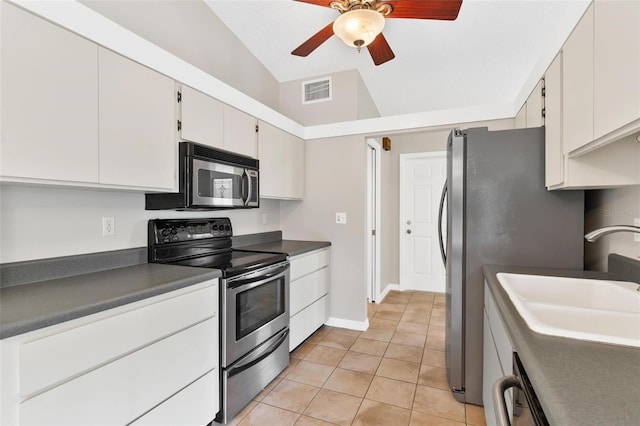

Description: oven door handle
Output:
[493,375,522,426]
[228,264,289,289]
[227,328,289,378]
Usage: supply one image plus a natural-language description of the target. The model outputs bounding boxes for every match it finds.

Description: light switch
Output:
[336,212,347,224]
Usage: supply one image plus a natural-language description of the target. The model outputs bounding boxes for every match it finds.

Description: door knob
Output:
[406,229,412,234]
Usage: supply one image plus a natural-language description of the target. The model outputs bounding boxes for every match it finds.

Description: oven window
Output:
[236,277,285,340]
[197,169,242,200]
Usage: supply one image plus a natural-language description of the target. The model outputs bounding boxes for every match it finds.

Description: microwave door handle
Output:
[493,375,522,426]
[241,171,249,206]
[245,171,253,206]
[438,180,448,267]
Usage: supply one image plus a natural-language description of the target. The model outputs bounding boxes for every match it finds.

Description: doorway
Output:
[399,152,447,292]
[366,139,381,302]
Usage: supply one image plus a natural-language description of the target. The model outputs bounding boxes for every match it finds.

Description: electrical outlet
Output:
[336,212,347,224]
[102,217,115,236]
[635,218,640,242]
[262,214,269,225]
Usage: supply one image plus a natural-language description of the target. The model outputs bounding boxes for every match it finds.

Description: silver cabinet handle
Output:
[406,229,412,234]
[493,375,522,426]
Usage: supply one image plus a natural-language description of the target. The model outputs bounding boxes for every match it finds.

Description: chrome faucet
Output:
[584,225,640,242]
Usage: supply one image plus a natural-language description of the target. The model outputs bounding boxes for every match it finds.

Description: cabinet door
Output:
[283,132,305,199]
[562,4,594,153]
[593,0,640,139]
[98,48,176,189]
[525,80,543,128]
[0,2,99,182]
[223,105,257,158]
[180,85,224,149]
[257,120,284,198]
[514,104,527,129]
[545,53,564,187]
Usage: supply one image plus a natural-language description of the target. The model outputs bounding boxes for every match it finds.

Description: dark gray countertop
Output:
[235,240,331,257]
[0,264,221,339]
[483,265,640,426]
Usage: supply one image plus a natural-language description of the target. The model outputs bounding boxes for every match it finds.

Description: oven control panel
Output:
[149,218,232,244]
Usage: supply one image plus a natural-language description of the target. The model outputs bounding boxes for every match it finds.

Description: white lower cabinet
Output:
[0,280,219,426]
[483,281,514,426]
[289,248,330,350]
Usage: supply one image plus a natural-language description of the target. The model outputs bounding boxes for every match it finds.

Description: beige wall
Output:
[80,0,280,110]
[279,69,379,126]
[584,185,640,272]
[280,135,368,324]
[380,119,515,290]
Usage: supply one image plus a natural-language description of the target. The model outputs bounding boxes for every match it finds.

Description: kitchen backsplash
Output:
[0,184,281,263]
[585,185,640,271]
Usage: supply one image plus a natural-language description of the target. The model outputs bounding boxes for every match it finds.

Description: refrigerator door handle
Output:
[438,180,448,266]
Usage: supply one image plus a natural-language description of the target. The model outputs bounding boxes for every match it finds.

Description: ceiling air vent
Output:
[302,77,332,104]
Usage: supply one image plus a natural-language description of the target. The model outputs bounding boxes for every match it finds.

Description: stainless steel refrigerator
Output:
[438,127,584,405]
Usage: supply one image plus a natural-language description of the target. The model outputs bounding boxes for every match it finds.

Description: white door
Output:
[400,153,447,292]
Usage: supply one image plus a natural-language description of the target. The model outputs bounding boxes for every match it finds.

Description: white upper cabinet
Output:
[0,1,99,183]
[514,104,527,129]
[223,105,257,158]
[1,4,176,191]
[179,85,224,149]
[562,3,594,154]
[179,88,257,158]
[593,0,640,140]
[283,132,305,200]
[257,120,304,200]
[544,1,640,190]
[257,120,284,198]
[98,48,176,190]
[525,80,544,128]
[544,53,563,188]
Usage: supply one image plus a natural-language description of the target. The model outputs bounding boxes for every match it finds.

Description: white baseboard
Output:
[325,317,369,331]
[377,283,400,303]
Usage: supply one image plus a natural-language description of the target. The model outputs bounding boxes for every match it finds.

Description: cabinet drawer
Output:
[131,369,218,426]
[290,295,328,351]
[290,249,330,281]
[20,283,217,397]
[20,318,217,426]
[290,267,328,316]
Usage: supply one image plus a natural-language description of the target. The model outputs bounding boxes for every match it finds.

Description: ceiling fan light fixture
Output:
[333,8,385,50]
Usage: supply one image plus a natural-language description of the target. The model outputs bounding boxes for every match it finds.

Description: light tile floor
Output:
[228,290,486,426]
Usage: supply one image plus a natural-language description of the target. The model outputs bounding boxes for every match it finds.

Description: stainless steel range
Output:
[148,218,290,424]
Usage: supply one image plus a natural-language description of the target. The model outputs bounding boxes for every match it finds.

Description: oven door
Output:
[222,262,290,366]
[191,158,252,208]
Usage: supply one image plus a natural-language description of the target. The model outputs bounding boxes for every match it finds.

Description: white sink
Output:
[496,273,640,347]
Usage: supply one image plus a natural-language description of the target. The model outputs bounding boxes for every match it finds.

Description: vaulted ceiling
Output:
[205,0,590,118]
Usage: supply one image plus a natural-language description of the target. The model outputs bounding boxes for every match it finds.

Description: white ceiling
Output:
[204,0,590,119]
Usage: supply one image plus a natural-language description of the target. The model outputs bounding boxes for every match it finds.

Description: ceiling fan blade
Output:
[383,0,463,20]
[293,0,333,8]
[367,33,395,66]
[291,23,335,57]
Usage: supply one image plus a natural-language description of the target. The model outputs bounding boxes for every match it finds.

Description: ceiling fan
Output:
[291,0,463,66]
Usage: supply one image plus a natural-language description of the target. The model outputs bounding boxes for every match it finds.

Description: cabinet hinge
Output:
[255,124,259,133]
[177,120,182,131]
[372,229,376,236]
[177,91,182,103]
[541,108,546,118]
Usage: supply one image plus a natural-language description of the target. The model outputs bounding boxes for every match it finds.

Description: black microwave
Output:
[145,142,259,210]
